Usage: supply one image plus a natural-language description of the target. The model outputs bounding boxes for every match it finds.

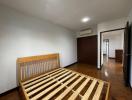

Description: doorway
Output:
[100,28,125,66]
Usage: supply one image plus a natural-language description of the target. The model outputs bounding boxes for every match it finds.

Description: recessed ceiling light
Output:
[81,17,90,23]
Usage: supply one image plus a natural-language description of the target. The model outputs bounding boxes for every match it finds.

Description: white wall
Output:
[103,30,124,58]
[0,5,77,94]
[128,8,132,87]
[97,18,127,68]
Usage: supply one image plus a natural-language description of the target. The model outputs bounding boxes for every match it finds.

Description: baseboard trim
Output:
[0,87,19,97]
[64,62,77,68]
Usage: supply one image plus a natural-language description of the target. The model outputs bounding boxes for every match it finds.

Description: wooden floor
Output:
[0,59,132,100]
[68,59,132,100]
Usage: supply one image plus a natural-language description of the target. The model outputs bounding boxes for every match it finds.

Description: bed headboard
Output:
[17,53,60,82]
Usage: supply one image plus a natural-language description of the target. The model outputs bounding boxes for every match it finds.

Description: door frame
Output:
[100,28,125,68]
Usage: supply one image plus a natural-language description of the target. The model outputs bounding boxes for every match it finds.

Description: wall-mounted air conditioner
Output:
[79,28,92,36]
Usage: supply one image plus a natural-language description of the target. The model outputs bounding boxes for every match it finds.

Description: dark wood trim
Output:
[100,28,125,34]
[100,28,125,68]
[0,87,19,97]
[64,62,77,68]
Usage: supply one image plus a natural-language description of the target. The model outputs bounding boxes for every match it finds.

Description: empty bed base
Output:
[20,68,110,100]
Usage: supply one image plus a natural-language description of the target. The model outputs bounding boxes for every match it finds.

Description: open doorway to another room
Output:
[101,29,124,66]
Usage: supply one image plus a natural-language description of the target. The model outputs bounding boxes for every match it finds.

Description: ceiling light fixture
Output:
[81,17,90,23]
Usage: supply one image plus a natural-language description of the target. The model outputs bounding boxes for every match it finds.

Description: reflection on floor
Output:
[68,59,132,100]
[0,59,132,100]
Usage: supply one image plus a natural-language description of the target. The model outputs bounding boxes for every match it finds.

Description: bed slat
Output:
[44,76,85,100]
[24,69,64,88]
[67,78,90,100]
[92,81,104,100]
[30,74,79,100]
[22,68,61,85]
[21,68,110,100]
[25,70,69,92]
[28,72,75,97]
[82,79,97,100]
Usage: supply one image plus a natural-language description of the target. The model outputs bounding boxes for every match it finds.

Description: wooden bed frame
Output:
[17,53,110,100]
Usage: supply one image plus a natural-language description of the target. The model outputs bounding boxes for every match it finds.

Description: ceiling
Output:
[0,0,132,31]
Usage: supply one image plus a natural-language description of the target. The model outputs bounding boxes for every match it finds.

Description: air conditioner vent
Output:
[79,28,92,36]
